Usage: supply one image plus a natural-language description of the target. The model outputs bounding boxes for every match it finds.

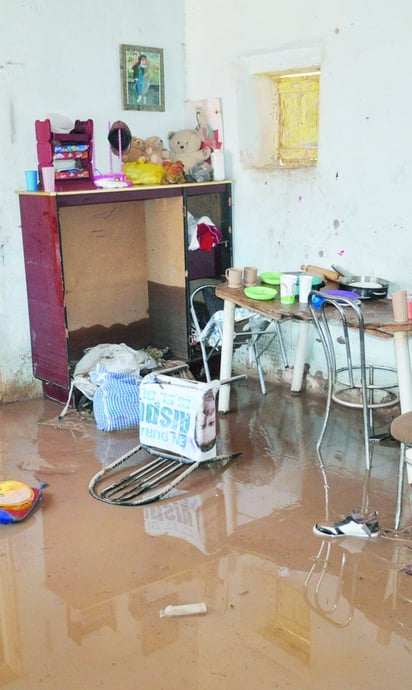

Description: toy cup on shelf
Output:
[243,266,258,287]
[407,294,412,320]
[41,166,55,192]
[25,170,38,191]
[280,274,297,304]
[225,267,242,288]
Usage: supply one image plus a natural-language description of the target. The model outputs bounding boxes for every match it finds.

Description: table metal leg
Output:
[395,443,406,530]
[218,299,236,413]
[291,321,311,394]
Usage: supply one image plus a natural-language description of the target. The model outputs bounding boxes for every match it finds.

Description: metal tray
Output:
[337,275,389,300]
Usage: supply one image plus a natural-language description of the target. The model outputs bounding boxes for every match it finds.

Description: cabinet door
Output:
[185,185,233,363]
[19,194,69,388]
[185,186,232,281]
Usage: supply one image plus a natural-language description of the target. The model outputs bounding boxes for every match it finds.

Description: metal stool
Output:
[309,290,399,470]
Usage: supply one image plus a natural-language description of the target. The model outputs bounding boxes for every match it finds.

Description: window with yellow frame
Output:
[261,69,320,168]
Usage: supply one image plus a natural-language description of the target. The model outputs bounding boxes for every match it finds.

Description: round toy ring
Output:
[0,480,35,509]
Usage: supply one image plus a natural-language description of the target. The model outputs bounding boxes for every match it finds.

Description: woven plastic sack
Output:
[59,343,157,419]
[90,364,142,432]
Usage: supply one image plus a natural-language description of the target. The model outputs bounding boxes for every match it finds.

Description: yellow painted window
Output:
[265,70,320,168]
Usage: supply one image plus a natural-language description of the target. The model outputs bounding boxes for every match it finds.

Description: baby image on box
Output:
[194,389,216,452]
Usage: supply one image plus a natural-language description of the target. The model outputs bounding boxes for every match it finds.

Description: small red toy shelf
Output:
[35,118,94,190]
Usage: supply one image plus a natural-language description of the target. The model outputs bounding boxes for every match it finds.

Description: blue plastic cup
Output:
[25,170,38,191]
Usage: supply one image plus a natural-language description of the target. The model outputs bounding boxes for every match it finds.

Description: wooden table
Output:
[215,281,412,413]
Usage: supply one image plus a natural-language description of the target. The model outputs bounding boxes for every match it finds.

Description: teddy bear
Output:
[168,129,212,179]
[143,136,171,165]
[122,137,146,162]
[161,160,185,185]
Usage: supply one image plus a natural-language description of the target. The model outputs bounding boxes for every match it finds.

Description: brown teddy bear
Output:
[144,136,171,165]
[168,129,211,177]
[108,123,172,166]
[122,137,146,162]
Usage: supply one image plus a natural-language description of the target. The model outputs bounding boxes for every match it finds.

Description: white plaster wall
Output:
[1,0,411,401]
[185,0,412,281]
[185,0,412,377]
[0,0,185,401]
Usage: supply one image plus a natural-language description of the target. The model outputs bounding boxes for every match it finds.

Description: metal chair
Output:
[190,283,289,395]
[309,290,399,470]
[304,540,357,628]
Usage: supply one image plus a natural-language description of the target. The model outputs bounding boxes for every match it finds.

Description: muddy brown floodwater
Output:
[0,380,411,690]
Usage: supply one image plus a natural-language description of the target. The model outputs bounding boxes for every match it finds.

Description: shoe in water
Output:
[313,510,379,539]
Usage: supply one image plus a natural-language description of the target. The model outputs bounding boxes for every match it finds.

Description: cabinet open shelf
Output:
[18,182,233,402]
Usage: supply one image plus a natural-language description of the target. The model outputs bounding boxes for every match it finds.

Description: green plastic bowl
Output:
[260,272,281,286]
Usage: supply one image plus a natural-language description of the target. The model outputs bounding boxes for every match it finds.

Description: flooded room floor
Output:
[0,380,411,690]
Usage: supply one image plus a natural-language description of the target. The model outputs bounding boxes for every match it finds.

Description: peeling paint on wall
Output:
[0,357,42,404]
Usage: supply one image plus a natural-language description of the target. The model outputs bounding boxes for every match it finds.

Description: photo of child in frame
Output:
[121,44,165,112]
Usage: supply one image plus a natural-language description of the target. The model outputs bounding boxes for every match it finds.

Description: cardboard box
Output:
[139,374,218,462]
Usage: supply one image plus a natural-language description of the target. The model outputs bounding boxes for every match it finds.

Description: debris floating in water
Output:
[159,603,208,618]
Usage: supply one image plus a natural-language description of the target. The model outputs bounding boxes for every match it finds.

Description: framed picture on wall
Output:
[120,44,165,111]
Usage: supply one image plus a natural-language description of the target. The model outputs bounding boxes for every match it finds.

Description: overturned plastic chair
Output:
[89,373,244,506]
[190,283,289,395]
[309,290,399,470]
[89,443,241,506]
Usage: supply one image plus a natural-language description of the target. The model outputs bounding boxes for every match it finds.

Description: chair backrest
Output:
[190,283,224,341]
[308,290,367,390]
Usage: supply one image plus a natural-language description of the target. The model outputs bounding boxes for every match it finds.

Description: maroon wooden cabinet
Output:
[18,182,233,402]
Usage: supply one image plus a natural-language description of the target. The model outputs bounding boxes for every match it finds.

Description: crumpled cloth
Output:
[188,214,223,252]
[196,308,266,348]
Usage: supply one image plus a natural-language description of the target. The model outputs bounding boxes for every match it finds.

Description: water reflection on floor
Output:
[0,381,411,690]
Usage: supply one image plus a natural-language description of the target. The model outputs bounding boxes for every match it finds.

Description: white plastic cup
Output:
[211,149,225,181]
[280,274,297,304]
[42,166,56,192]
[299,273,313,303]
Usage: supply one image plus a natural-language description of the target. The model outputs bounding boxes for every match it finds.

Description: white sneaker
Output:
[313,510,379,538]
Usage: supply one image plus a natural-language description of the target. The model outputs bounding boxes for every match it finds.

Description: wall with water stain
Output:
[185,2,412,291]
[0,0,185,401]
[185,0,412,376]
[2,1,411,401]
